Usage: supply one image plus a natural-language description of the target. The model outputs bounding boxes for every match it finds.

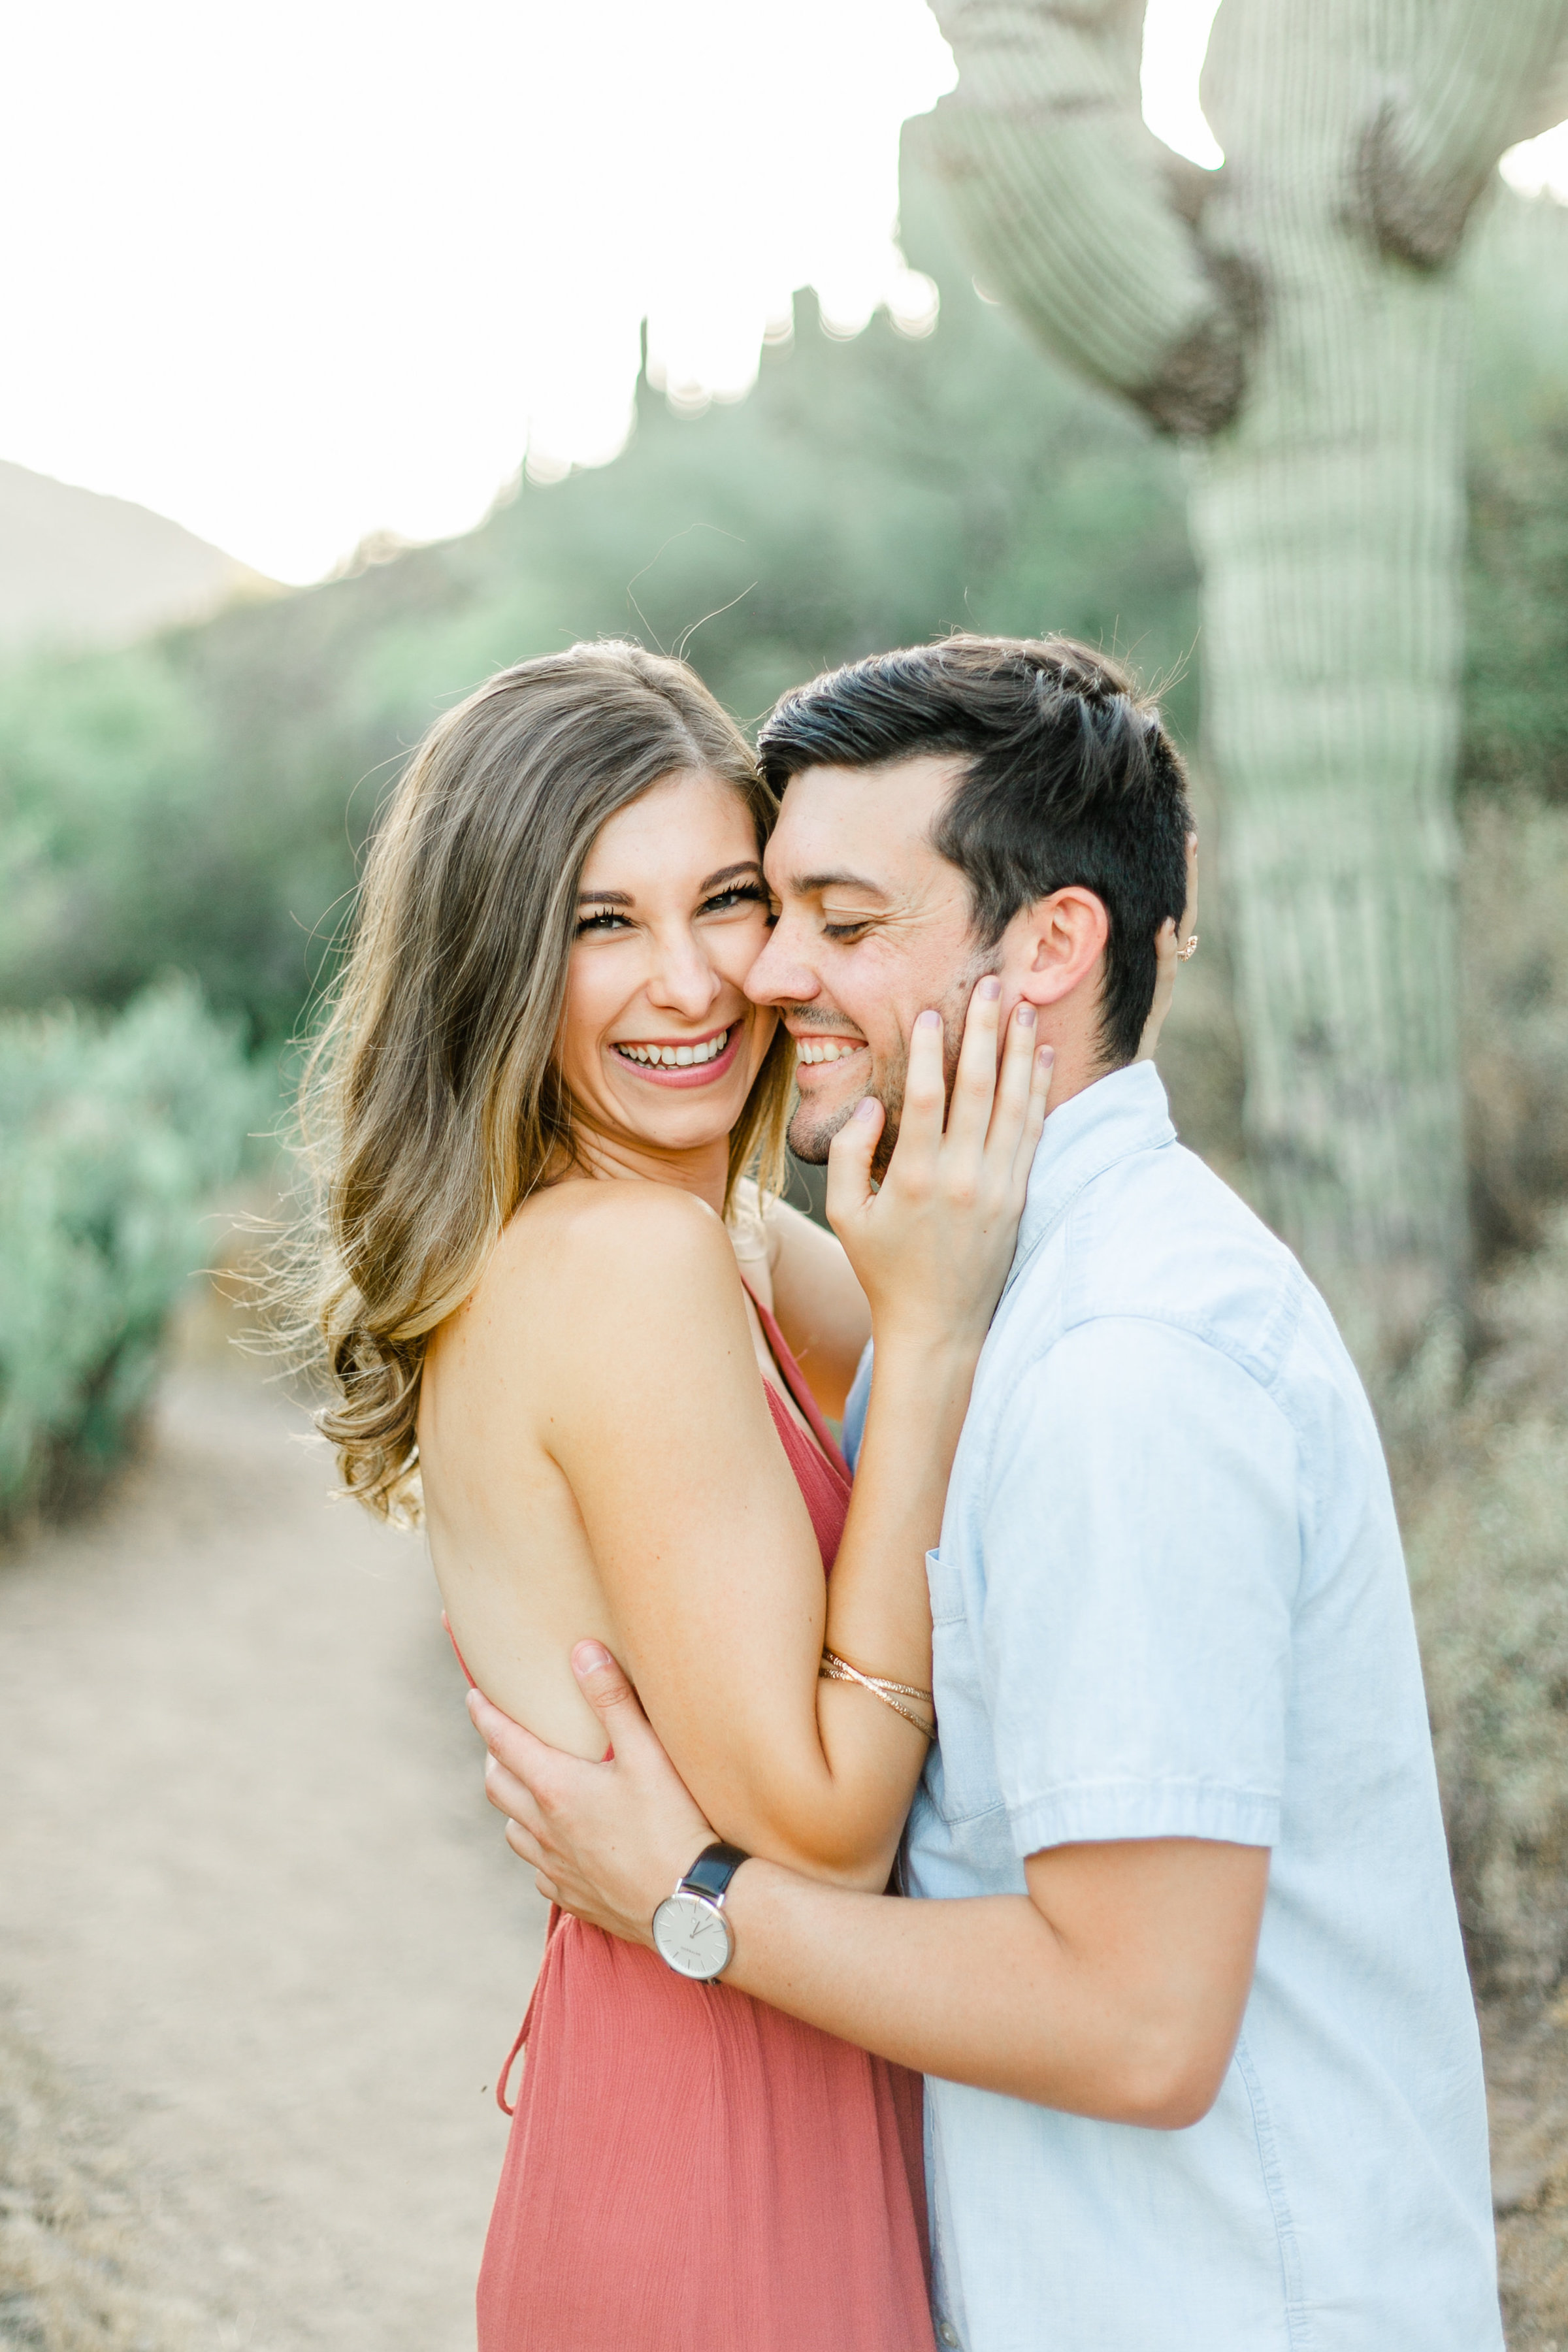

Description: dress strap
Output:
[451,1613,557,2117]
[442,1610,477,1688]
[497,1903,564,2115]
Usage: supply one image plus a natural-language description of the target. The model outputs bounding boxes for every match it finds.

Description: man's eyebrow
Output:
[792,870,889,900]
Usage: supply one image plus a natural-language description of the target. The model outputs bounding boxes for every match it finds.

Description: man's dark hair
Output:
[757,635,1192,1066]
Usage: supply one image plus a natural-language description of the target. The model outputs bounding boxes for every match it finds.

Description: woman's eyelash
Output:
[574,884,769,938]
[701,883,770,915]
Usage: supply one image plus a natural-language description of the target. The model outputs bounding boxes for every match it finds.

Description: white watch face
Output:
[651,1889,733,1980]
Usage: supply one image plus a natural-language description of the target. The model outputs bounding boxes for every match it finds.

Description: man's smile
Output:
[794,1038,868,1067]
[787,1024,870,1077]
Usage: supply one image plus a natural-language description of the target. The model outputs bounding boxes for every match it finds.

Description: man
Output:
[472,637,1499,2349]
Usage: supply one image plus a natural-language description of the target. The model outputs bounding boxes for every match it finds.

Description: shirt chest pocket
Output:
[926,1548,1006,1827]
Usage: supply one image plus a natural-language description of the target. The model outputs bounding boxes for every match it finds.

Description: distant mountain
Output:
[0,461,276,651]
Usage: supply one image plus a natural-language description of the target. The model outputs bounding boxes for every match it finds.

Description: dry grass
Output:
[1463,796,1568,1256]
[1398,1215,1568,1999]
[1391,793,1568,2002]
[0,2004,197,2352]
[1485,1990,1568,2351]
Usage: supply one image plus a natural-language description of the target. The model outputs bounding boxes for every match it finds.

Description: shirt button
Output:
[938,2326,961,2347]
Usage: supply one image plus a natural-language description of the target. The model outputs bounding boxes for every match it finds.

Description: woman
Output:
[288,641,1052,2351]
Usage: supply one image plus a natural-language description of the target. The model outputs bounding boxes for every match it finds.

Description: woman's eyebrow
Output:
[576,861,761,906]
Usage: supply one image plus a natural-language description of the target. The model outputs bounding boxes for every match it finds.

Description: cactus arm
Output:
[926,0,1250,434]
[1356,0,1568,265]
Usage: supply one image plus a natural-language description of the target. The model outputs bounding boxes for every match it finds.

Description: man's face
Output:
[747,755,985,1164]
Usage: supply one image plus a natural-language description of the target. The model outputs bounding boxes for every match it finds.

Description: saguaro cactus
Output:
[927,0,1568,1358]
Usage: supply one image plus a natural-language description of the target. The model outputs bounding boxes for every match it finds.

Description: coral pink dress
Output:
[471,1292,934,2352]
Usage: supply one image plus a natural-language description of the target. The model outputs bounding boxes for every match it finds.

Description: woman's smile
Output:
[608,1020,746,1088]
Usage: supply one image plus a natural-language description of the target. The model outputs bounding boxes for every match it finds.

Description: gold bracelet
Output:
[819,1647,936,1741]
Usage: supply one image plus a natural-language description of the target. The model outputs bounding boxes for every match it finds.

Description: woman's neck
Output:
[570,1126,731,1216]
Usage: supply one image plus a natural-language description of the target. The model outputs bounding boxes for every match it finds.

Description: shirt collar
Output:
[1005,1060,1176,1297]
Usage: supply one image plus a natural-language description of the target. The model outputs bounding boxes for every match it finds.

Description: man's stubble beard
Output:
[786,1048,907,1177]
[785,949,992,1180]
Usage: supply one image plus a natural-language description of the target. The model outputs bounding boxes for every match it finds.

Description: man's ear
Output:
[998,888,1110,1009]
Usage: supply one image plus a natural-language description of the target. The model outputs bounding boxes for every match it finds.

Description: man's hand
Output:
[469,1641,715,1944]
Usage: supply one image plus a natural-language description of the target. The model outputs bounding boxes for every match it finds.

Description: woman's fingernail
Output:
[574,1640,612,1673]
[1016,1003,1036,1026]
[853,1094,880,1120]
[917,1009,941,1030]
[978,976,1001,1002]
[1038,1044,1055,1066]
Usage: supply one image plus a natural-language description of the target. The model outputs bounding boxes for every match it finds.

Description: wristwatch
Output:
[651,1840,749,1981]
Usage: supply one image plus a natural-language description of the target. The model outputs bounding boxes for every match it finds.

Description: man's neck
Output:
[1033,1016,1119,1115]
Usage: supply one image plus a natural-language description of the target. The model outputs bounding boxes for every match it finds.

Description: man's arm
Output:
[762,1195,872,1422]
[471,1648,1268,2131]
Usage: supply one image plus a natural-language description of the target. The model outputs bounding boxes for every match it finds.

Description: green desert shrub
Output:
[0,981,263,1526]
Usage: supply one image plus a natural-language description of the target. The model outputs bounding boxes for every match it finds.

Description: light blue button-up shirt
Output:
[844,1062,1498,2352]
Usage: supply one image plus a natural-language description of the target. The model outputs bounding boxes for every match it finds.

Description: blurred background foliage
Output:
[0,981,261,1529]
[1,161,1567,1993]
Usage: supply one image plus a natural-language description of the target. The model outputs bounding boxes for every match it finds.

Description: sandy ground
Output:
[0,1352,547,2351]
[2,1340,1565,2349]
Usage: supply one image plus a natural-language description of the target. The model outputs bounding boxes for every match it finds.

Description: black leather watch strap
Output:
[680,1840,749,1903]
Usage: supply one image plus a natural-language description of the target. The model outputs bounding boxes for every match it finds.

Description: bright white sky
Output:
[1,0,1561,583]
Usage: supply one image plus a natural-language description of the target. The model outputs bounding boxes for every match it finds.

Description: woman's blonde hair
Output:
[283,640,794,1522]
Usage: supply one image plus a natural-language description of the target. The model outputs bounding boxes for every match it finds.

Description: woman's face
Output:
[557,770,778,1165]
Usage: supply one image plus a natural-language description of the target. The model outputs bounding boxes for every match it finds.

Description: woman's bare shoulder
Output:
[447,1181,773,1473]
[474,1178,743,1345]
[508,1174,731,1256]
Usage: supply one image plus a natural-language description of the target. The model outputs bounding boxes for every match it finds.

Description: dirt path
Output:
[0,1354,547,2351]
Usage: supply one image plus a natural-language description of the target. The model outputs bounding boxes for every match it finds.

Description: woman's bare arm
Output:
[531,1190,957,1886]
[529,993,1049,1889]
